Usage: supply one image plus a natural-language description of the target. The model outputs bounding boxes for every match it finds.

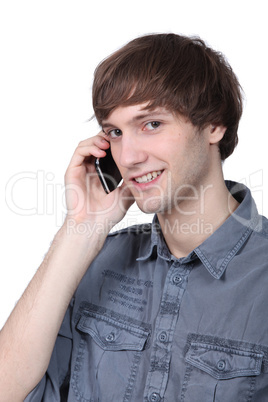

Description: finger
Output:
[67,147,105,170]
[78,133,110,148]
[67,137,110,169]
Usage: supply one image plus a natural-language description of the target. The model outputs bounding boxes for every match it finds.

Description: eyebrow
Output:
[101,110,170,129]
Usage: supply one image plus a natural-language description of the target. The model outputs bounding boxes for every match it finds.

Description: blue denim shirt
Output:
[26,181,268,401]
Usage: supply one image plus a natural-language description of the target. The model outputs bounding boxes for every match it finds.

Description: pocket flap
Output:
[185,341,263,380]
[77,315,149,351]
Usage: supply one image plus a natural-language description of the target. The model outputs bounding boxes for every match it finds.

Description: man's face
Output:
[102,104,213,216]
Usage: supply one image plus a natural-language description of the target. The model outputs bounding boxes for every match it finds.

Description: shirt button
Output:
[149,392,161,402]
[217,359,226,371]
[172,273,183,286]
[105,332,115,342]
[158,331,168,343]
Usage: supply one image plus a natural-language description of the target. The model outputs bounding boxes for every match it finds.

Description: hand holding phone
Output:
[95,147,122,193]
[65,135,131,228]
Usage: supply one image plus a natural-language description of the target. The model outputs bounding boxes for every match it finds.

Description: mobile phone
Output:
[95,147,122,193]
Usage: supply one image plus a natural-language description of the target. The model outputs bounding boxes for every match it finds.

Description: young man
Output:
[1,33,268,401]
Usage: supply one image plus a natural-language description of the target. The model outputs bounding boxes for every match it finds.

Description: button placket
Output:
[144,263,190,400]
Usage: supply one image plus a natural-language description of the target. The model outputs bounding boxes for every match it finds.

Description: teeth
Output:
[135,170,162,184]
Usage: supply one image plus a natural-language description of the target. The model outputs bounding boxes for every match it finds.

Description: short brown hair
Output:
[92,33,243,160]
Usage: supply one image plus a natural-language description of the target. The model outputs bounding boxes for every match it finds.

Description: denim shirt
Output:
[26,181,268,401]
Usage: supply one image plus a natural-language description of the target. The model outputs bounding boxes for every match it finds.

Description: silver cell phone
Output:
[95,147,122,193]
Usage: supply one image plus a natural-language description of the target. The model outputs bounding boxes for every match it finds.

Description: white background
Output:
[0,0,267,328]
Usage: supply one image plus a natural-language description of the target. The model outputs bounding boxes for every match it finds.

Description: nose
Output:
[118,135,148,168]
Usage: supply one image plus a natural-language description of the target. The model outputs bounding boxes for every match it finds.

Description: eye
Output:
[107,128,122,139]
[144,121,161,131]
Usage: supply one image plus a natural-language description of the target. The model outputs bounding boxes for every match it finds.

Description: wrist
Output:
[62,216,112,241]
[43,218,109,288]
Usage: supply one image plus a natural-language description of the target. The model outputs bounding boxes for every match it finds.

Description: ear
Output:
[209,125,226,145]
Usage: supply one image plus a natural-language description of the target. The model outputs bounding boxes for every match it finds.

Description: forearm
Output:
[0,219,107,401]
[0,131,133,401]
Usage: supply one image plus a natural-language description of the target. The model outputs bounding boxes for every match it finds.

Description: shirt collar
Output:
[137,181,260,279]
[195,181,260,278]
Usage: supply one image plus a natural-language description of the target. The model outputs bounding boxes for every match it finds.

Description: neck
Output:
[157,174,240,259]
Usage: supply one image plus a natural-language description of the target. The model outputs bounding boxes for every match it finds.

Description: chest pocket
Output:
[182,336,265,402]
[71,307,150,402]
[77,314,149,351]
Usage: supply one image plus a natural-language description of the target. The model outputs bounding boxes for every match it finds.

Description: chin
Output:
[136,197,171,215]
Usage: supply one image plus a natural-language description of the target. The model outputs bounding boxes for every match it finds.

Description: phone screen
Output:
[95,147,122,193]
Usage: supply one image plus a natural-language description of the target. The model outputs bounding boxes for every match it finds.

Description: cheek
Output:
[112,152,128,179]
[184,139,210,180]
[169,136,207,177]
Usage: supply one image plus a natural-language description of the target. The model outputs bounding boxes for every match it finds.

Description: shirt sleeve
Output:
[24,300,73,401]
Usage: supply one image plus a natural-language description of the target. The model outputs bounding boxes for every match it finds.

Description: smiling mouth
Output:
[134,170,163,184]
